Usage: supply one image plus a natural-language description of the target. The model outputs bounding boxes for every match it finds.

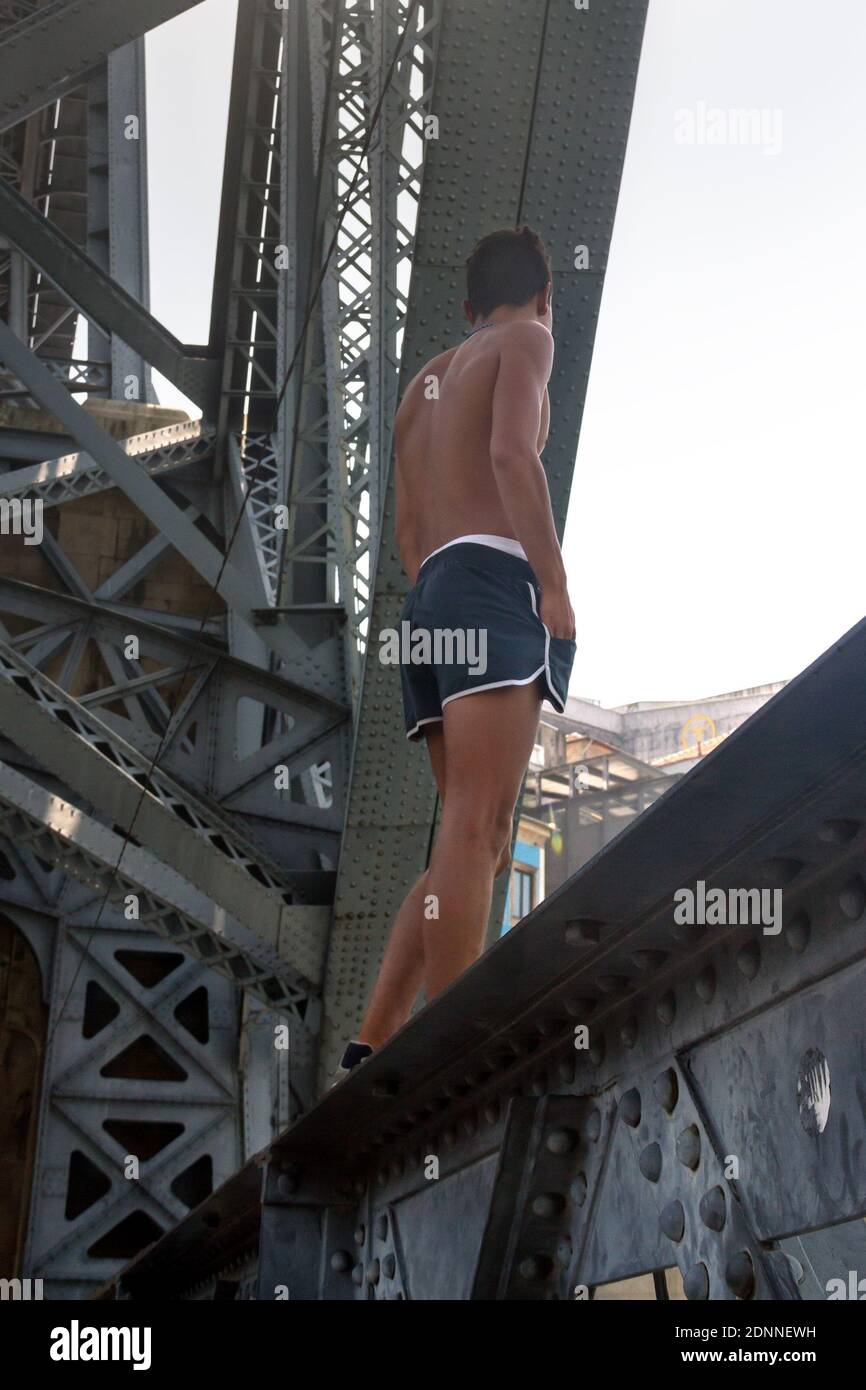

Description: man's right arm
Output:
[489,323,575,638]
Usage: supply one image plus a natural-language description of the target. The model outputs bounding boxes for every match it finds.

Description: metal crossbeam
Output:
[0,0,207,131]
[0,420,213,506]
[0,178,218,406]
[0,758,316,1020]
[108,615,866,1300]
[0,639,330,985]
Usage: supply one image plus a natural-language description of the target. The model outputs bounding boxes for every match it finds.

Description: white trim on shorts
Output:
[526,582,567,710]
[418,533,528,570]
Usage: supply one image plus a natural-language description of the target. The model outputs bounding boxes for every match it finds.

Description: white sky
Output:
[145,0,865,708]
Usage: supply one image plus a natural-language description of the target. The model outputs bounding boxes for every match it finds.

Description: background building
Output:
[505,683,786,930]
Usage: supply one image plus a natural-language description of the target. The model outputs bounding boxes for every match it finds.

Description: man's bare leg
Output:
[358,682,538,1049]
[422,683,541,998]
[357,726,447,1050]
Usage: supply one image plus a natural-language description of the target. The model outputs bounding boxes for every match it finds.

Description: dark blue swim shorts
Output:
[394,541,577,741]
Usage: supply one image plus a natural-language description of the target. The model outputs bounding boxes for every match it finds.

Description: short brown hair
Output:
[465,226,552,319]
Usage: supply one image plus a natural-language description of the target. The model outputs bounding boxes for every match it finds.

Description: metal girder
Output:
[0,178,218,407]
[319,0,649,1087]
[0,579,348,911]
[0,758,316,1021]
[0,318,257,600]
[0,0,207,132]
[0,420,212,505]
[0,575,347,720]
[0,638,330,986]
[277,0,440,692]
[106,613,866,1300]
[1,324,352,692]
[23,907,241,1299]
[86,41,154,400]
[210,0,284,446]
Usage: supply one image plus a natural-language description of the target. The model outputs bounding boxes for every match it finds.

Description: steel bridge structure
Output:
[2,0,861,1304]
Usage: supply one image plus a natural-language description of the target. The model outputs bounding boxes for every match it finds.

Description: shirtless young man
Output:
[335,226,576,1081]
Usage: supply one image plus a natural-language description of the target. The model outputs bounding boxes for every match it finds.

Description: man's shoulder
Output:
[497,320,554,355]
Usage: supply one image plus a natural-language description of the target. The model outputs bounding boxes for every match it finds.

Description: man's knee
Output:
[444,804,513,869]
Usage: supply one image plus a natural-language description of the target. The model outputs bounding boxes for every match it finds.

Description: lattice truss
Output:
[0,85,105,398]
[278,0,440,688]
[0,0,450,1295]
[0,0,444,1292]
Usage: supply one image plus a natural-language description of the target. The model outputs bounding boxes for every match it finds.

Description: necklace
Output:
[465,323,496,339]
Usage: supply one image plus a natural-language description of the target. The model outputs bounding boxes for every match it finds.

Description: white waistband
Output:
[419,534,528,569]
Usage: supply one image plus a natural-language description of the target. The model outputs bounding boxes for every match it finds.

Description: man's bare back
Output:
[394,320,553,585]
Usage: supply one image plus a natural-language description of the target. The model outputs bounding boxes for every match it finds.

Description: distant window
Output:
[530,743,545,768]
[511,865,535,922]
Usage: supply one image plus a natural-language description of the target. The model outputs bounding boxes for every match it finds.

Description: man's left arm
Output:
[537,389,550,453]
[395,459,421,584]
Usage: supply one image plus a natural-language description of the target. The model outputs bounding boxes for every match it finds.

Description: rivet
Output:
[382,1253,396,1280]
[660,1199,685,1242]
[565,918,604,944]
[785,912,810,953]
[620,1088,641,1127]
[656,991,676,1025]
[330,1250,352,1273]
[840,877,866,921]
[725,1250,756,1299]
[558,1055,576,1084]
[736,942,760,978]
[518,1254,553,1282]
[818,819,859,844]
[683,1262,709,1300]
[375,1214,388,1241]
[366,1259,381,1286]
[532,1192,565,1219]
[699,1186,726,1232]
[676,1125,701,1170]
[571,1172,588,1207]
[620,1017,638,1048]
[639,1142,662,1182]
[652,1068,679,1114]
[547,1127,578,1155]
[695,966,716,1003]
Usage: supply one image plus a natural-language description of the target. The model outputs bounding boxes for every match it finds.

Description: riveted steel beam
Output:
[106,615,866,1298]
[0,0,207,131]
